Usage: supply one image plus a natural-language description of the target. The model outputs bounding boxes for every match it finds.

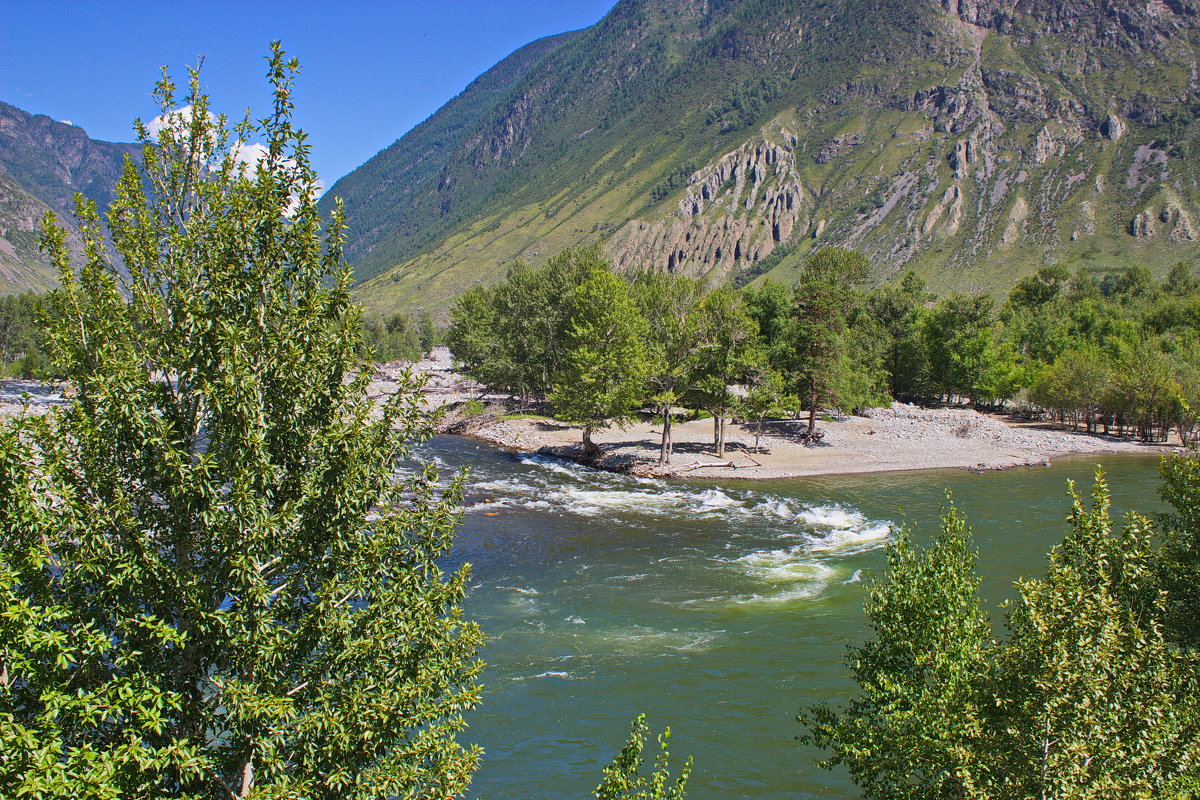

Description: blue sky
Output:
[0,0,615,186]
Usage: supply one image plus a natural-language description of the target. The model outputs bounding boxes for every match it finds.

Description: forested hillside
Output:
[326,0,1200,317]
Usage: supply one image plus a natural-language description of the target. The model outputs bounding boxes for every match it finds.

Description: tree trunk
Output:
[807,384,819,435]
[716,410,726,458]
[582,427,599,457]
[659,405,672,465]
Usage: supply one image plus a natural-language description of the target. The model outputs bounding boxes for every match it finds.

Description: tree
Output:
[1008,265,1071,309]
[446,247,604,401]
[737,365,791,453]
[788,247,869,435]
[804,473,1200,798]
[863,271,931,399]
[802,503,991,799]
[551,269,649,456]
[630,272,707,465]
[595,715,691,800]
[689,285,759,458]
[0,48,483,799]
[1165,261,1199,296]
[984,477,1196,798]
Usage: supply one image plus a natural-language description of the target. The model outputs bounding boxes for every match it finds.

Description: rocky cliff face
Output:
[0,102,138,294]
[608,131,807,276]
[595,0,1200,287]
[0,171,71,294]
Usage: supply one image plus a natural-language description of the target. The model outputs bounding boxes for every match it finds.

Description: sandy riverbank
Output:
[369,347,1175,480]
[0,349,1172,479]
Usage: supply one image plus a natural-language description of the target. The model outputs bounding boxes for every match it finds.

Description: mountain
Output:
[325,0,1200,316]
[0,101,140,293]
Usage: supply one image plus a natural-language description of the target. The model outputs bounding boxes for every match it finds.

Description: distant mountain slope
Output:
[0,171,66,294]
[329,0,1200,317]
[0,101,139,293]
[321,29,583,281]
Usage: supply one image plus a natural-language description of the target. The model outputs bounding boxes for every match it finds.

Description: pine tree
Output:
[0,47,483,799]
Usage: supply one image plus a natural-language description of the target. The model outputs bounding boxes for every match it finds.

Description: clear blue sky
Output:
[0,0,615,187]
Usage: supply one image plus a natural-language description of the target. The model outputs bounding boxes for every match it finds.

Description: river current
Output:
[415,435,1165,800]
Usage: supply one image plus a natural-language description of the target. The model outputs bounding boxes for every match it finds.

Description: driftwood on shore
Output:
[669,460,736,474]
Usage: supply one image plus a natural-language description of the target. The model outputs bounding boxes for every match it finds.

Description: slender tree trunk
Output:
[716,409,726,458]
[807,383,819,435]
[582,427,598,457]
[659,405,672,465]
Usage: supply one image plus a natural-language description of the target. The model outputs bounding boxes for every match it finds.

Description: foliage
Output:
[786,247,870,433]
[802,502,989,799]
[447,246,604,399]
[595,715,691,800]
[631,271,708,464]
[0,48,483,799]
[689,284,761,456]
[358,311,426,363]
[550,269,649,454]
[804,469,1200,798]
[0,292,53,378]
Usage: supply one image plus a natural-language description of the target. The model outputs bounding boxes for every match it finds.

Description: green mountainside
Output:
[0,101,139,293]
[327,0,1200,317]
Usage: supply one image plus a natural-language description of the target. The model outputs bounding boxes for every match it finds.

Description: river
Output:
[417,435,1166,800]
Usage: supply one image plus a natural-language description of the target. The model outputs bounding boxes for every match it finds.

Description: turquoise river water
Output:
[417,435,1166,800]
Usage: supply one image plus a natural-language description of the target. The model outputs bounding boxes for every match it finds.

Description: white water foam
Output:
[719,502,890,603]
[497,586,540,596]
[596,625,721,652]
[512,670,575,681]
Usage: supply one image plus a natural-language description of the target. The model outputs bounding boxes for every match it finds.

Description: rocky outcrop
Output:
[1100,113,1126,141]
[1163,202,1199,242]
[1130,202,1199,241]
[1129,209,1156,237]
[607,134,808,276]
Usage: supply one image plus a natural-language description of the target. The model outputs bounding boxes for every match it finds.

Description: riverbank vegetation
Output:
[0,50,486,799]
[448,247,1200,460]
[0,50,683,800]
[805,454,1200,797]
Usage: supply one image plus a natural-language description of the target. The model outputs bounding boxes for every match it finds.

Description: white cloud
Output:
[59,119,73,126]
[231,140,270,175]
[147,104,217,139]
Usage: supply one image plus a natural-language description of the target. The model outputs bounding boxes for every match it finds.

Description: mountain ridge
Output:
[0,101,139,293]
[326,0,1200,317]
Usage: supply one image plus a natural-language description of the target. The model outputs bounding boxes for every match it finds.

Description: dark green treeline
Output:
[448,246,1200,459]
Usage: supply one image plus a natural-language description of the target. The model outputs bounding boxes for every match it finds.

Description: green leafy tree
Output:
[863,271,931,398]
[984,477,1197,798]
[1030,345,1110,431]
[595,715,691,800]
[630,271,707,465]
[1160,445,1200,649]
[787,247,869,435]
[551,269,649,456]
[1165,261,1199,296]
[802,503,991,799]
[446,247,603,400]
[1008,265,1071,309]
[0,49,483,799]
[805,473,1200,798]
[689,285,759,458]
